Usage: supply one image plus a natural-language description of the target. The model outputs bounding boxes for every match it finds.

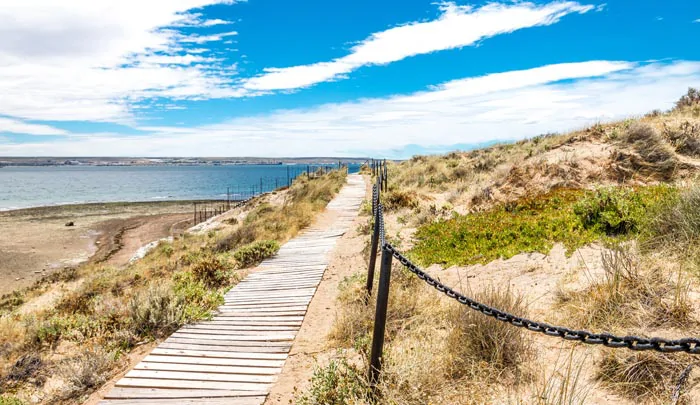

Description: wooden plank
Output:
[127,369,278,384]
[141,356,284,369]
[172,331,296,340]
[101,399,265,405]
[105,387,267,399]
[169,333,294,342]
[198,320,302,326]
[215,310,306,317]
[181,325,298,332]
[157,343,290,355]
[219,304,307,314]
[116,377,270,392]
[211,313,304,322]
[164,338,291,351]
[151,348,287,360]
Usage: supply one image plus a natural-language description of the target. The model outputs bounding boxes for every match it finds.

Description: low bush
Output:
[0,396,25,405]
[1,354,44,390]
[214,225,257,253]
[190,255,232,287]
[233,240,280,268]
[675,87,700,110]
[296,358,371,405]
[128,283,186,338]
[57,347,115,401]
[573,186,670,235]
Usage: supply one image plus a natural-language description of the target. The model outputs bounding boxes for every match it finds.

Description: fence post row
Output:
[365,158,394,392]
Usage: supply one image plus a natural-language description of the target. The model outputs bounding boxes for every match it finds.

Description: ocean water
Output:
[0,164,361,211]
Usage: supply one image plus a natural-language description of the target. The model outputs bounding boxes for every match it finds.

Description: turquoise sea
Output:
[0,164,360,211]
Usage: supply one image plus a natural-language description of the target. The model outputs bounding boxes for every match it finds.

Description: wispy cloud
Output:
[694,18,700,23]
[0,117,67,136]
[239,1,596,93]
[0,1,243,123]
[5,61,699,157]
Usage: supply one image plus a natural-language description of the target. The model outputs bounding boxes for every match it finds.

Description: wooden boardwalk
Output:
[100,174,366,404]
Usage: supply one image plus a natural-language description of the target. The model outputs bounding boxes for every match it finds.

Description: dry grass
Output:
[446,286,531,379]
[597,351,691,402]
[529,349,591,405]
[325,257,532,404]
[56,347,116,401]
[643,185,700,253]
[556,245,693,330]
[611,123,678,181]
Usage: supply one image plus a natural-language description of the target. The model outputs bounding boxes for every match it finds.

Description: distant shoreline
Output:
[0,158,370,167]
[0,198,231,215]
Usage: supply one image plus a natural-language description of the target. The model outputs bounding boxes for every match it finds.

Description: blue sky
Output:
[0,0,699,158]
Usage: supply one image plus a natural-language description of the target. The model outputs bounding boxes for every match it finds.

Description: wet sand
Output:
[0,201,198,296]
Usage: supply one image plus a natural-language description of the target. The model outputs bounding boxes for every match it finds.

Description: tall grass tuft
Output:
[446,286,532,378]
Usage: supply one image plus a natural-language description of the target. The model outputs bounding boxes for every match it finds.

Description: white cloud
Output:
[241,1,595,92]
[5,61,700,157]
[0,117,67,136]
[694,19,700,23]
[180,31,238,44]
[0,1,241,123]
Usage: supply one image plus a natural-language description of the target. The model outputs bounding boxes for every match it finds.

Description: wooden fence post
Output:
[369,244,393,387]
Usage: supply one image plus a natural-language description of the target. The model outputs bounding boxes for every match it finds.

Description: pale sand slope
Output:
[0,201,195,296]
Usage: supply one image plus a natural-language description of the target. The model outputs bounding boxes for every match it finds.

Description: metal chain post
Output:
[369,241,393,387]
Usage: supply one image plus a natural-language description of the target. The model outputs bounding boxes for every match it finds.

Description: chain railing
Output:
[363,158,700,388]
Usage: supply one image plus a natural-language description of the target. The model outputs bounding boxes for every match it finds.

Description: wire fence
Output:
[363,158,700,387]
[192,163,350,225]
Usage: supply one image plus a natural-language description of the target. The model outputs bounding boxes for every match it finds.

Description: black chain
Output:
[382,243,700,354]
[378,203,386,247]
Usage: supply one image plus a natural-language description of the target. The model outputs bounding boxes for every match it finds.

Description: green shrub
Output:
[296,358,371,405]
[190,255,232,287]
[573,187,666,235]
[234,240,280,268]
[128,284,186,338]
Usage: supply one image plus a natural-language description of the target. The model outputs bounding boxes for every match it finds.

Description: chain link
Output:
[382,243,700,354]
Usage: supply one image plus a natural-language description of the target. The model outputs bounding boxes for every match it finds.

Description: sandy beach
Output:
[0,201,198,296]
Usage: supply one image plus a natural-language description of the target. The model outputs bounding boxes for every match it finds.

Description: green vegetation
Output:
[410,186,675,267]
[296,358,371,405]
[233,240,280,268]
